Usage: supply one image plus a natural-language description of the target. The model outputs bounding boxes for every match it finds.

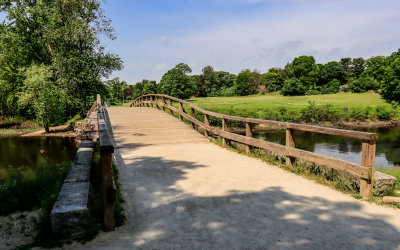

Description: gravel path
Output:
[69,107,400,250]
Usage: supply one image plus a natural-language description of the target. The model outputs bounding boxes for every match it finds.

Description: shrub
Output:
[375,105,395,120]
[321,79,340,94]
[349,76,377,93]
[280,78,307,96]
[306,90,321,95]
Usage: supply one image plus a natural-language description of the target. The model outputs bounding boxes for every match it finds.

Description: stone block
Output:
[374,171,397,196]
[64,163,91,183]
[50,182,91,235]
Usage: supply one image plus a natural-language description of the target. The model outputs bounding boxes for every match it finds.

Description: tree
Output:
[158,63,196,99]
[380,53,400,104]
[234,69,257,96]
[340,57,352,83]
[284,56,319,95]
[280,78,307,96]
[260,68,286,92]
[364,56,386,83]
[348,76,377,93]
[142,80,158,94]
[350,57,366,79]
[18,65,66,132]
[317,61,344,86]
[0,0,122,119]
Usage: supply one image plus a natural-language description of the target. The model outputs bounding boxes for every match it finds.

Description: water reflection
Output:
[254,127,400,168]
[0,136,77,179]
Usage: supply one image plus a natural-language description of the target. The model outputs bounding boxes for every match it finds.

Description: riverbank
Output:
[0,117,41,137]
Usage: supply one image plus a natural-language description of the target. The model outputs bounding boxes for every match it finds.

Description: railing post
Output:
[204,114,210,138]
[155,96,160,109]
[190,107,195,129]
[150,96,154,108]
[222,118,229,146]
[178,102,184,121]
[286,128,295,166]
[161,97,166,111]
[98,112,116,232]
[360,140,376,198]
[245,122,253,154]
[169,99,174,116]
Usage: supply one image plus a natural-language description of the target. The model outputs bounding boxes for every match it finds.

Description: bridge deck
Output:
[78,107,400,249]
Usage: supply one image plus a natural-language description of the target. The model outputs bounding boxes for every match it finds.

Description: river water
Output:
[0,136,77,180]
[253,127,400,168]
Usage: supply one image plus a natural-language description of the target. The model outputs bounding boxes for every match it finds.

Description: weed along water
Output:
[253,126,400,168]
[0,136,76,180]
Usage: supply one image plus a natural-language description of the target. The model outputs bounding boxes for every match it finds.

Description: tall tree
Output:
[158,63,196,99]
[0,0,122,119]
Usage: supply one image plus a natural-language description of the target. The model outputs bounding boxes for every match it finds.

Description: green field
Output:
[125,92,398,124]
[187,92,388,110]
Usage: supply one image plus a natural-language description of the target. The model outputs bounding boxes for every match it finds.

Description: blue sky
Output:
[101,0,400,84]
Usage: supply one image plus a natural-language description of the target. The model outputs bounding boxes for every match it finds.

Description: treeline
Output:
[127,49,400,105]
[0,0,122,131]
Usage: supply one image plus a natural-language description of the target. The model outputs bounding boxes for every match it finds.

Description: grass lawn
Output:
[187,92,389,110]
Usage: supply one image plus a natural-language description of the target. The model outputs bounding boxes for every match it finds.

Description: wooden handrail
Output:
[87,94,116,232]
[131,94,378,198]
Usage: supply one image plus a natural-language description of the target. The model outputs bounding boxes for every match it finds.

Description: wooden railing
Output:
[88,94,116,231]
[131,94,378,198]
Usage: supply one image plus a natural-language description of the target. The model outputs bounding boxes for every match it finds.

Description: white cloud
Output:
[111,0,400,83]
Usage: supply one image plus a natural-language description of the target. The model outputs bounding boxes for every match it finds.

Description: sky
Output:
[100,0,400,84]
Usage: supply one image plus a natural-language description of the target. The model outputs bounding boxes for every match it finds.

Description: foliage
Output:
[380,52,400,105]
[18,65,66,132]
[306,90,321,95]
[106,77,130,104]
[158,63,196,99]
[260,68,286,92]
[284,55,319,95]
[348,76,377,93]
[281,78,307,96]
[321,79,340,94]
[0,0,122,123]
[0,162,70,215]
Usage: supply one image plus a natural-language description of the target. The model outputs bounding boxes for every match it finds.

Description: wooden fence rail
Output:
[131,94,378,198]
[88,94,116,231]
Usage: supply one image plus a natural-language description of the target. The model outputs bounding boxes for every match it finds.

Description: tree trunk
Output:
[44,123,50,133]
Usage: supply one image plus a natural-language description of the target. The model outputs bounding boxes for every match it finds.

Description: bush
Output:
[375,105,395,120]
[280,78,307,96]
[321,79,340,94]
[349,76,377,93]
[306,90,321,95]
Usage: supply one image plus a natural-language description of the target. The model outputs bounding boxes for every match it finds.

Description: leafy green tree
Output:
[158,63,196,99]
[0,0,122,118]
[284,56,319,95]
[364,56,387,83]
[321,79,340,94]
[142,80,158,94]
[216,71,236,89]
[233,69,258,96]
[380,53,400,104]
[317,61,344,86]
[280,78,307,96]
[18,65,66,132]
[350,57,366,79]
[348,76,377,93]
[260,68,286,92]
[340,57,352,83]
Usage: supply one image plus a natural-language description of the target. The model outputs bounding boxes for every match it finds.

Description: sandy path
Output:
[69,107,400,250]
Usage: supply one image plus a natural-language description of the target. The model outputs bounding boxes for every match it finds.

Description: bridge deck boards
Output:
[74,107,400,249]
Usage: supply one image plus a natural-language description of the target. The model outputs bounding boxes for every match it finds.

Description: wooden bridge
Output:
[79,94,400,249]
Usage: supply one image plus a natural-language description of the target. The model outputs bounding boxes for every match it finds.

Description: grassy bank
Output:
[0,116,40,136]
[187,93,399,125]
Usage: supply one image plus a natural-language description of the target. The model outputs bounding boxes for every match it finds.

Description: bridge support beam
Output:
[286,129,295,166]
[245,122,253,154]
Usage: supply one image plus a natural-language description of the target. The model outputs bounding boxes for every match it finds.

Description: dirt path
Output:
[70,107,400,249]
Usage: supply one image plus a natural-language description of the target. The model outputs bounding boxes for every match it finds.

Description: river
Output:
[252,127,400,168]
[0,136,77,180]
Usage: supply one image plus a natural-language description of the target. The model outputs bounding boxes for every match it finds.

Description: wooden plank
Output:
[245,122,253,154]
[190,107,195,129]
[178,102,184,121]
[286,129,295,166]
[169,99,174,115]
[161,97,166,111]
[382,196,400,203]
[360,140,376,198]
[101,152,115,231]
[204,114,210,138]
[222,118,229,146]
